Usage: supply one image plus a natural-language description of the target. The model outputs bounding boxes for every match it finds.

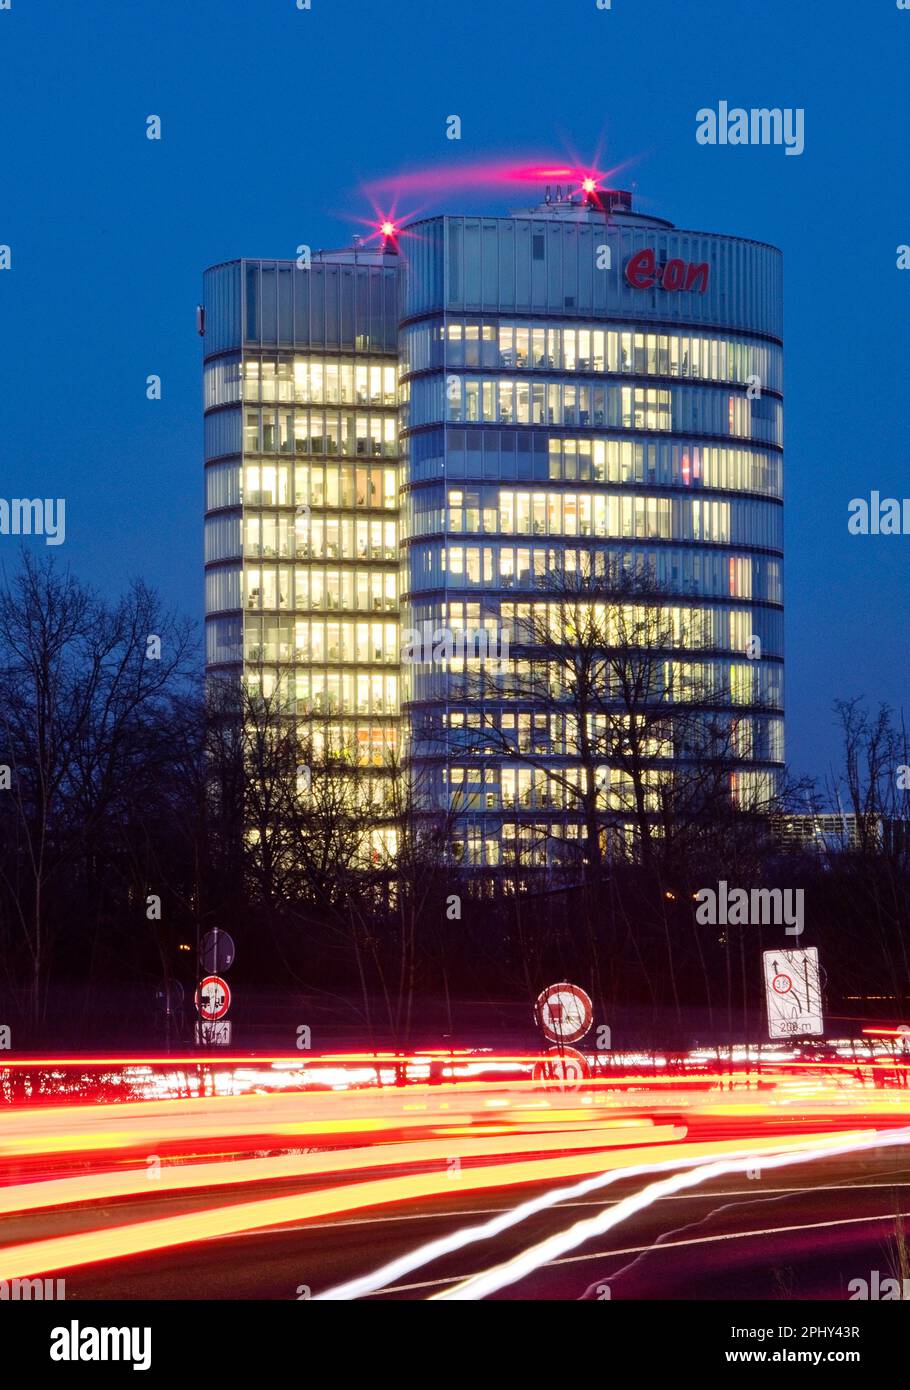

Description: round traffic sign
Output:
[532,1046,589,1090]
[195,975,231,1021]
[535,982,594,1043]
[201,929,236,974]
[772,973,793,995]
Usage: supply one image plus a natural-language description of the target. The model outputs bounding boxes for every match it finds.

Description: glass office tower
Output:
[202,250,401,852]
[399,191,784,868]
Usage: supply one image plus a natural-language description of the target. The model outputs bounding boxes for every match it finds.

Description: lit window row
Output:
[245,610,399,659]
[244,518,397,575]
[205,358,399,409]
[243,408,397,457]
[439,709,784,759]
[406,321,779,390]
[498,600,759,653]
[298,464,397,510]
[405,427,782,486]
[211,463,398,511]
[405,544,777,602]
[447,766,659,813]
[439,455,777,540]
[249,669,399,721]
[243,514,398,561]
[442,712,666,759]
[542,439,780,495]
[247,568,398,613]
[432,494,732,549]
[466,489,677,538]
[407,380,781,447]
[405,658,782,710]
[444,765,735,813]
[447,378,672,431]
[209,565,398,615]
[246,619,399,666]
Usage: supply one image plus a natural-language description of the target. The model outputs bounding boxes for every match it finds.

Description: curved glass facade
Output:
[399,198,784,867]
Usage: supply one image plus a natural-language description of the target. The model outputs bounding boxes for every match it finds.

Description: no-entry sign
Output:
[195,975,231,1022]
[535,982,593,1044]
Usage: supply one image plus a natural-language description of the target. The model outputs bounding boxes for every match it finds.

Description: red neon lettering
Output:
[625,248,657,289]
[661,258,686,291]
[684,261,710,292]
[624,249,711,293]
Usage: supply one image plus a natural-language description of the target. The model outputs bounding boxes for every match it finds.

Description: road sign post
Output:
[762,948,823,1039]
[196,932,235,1048]
[194,1020,232,1047]
[533,982,593,1090]
[534,982,594,1045]
[195,975,231,1047]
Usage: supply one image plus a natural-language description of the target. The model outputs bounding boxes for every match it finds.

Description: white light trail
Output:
[313,1131,877,1301]
[434,1125,910,1300]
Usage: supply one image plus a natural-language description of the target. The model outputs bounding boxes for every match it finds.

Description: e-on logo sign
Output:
[624,248,710,294]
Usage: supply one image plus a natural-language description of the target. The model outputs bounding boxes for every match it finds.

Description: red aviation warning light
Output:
[580,174,604,210]
[351,206,407,254]
[379,219,399,252]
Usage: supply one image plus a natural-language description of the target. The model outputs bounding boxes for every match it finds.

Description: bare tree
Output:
[0,552,194,1029]
[468,560,759,880]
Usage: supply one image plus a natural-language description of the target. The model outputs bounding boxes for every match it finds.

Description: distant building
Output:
[774,813,910,856]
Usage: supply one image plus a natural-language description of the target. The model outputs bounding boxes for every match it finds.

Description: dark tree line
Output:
[2,551,910,1049]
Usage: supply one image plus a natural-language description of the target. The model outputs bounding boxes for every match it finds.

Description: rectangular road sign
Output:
[194,1020,232,1047]
[763,948,823,1039]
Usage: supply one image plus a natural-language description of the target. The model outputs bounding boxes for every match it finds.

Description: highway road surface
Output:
[3,1050,910,1302]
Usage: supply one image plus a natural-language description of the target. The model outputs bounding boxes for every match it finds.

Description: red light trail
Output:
[356,152,640,214]
[2,1051,910,1294]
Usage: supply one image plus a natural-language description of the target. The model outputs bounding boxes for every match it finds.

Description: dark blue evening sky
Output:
[1,0,907,786]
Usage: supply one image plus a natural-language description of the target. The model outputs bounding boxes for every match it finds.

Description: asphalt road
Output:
[39,1147,910,1301]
